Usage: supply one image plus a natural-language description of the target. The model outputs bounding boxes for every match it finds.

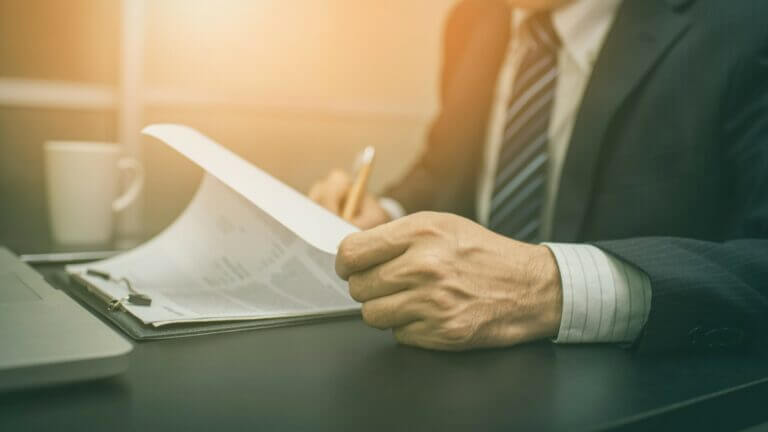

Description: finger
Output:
[348,256,411,302]
[354,195,392,229]
[392,322,464,351]
[353,195,378,219]
[351,213,379,230]
[360,290,422,330]
[308,183,322,202]
[392,321,431,348]
[351,196,389,230]
[317,170,351,214]
[336,216,420,279]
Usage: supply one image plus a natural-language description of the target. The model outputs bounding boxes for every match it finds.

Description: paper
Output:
[67,124,360,326]
[143,124,359,254]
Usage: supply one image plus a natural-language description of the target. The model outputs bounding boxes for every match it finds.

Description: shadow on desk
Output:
[327,342,562,430]
[0,377,133,432]
[2,292,768,432]
[2,319,768,432]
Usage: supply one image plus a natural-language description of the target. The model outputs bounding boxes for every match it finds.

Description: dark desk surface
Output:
[2,267,768,432]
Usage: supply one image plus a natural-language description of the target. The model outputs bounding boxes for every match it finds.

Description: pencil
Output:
[342,146,376,222]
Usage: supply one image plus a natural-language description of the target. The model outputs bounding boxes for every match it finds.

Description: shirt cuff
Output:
[543,243,652,344]
[378,197,407,220]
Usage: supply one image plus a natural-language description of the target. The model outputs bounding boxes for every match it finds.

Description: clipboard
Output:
[42,266,358,341]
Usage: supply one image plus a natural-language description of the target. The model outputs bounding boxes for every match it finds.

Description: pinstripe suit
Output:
[384,0,768,353]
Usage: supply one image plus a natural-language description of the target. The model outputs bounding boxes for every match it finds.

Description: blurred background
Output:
[0,0,454,252]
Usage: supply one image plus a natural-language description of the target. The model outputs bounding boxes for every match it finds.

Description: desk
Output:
[2,266,768,432]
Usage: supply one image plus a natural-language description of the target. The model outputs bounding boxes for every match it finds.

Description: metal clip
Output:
[86,269,153,308]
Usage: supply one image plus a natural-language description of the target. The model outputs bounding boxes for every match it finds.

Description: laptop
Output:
[0,247,132,391]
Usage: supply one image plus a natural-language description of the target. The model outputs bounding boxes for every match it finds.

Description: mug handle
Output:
[112,157,145,212]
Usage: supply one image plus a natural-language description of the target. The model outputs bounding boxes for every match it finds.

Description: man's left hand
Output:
[336,211,563,351]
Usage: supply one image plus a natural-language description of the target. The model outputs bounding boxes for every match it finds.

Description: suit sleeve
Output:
[382,0,510,219]
[594,38,768,354]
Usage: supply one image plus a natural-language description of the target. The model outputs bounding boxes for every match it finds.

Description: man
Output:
[309,0,768,353]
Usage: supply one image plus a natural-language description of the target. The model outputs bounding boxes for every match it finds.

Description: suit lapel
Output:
[432,0,511,218]
[552,0,693,241]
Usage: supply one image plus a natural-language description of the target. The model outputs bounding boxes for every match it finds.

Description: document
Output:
[67,124,360,327]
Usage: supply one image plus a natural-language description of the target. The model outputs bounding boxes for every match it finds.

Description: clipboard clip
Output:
[86,269,152,310]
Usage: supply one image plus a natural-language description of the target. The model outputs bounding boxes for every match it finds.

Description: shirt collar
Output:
[512,0,623,73]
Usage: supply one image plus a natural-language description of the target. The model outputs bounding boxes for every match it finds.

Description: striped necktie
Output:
[488,12,560,243]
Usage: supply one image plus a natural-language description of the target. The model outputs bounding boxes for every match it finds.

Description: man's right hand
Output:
[308,170,392,230]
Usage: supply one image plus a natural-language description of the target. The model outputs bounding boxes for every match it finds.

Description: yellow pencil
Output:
[341,146,376,222]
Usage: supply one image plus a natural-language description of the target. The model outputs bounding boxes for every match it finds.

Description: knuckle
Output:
[414,253,448,280]
[377,264,398,285]
[411,212,467,241]
[439,320,474,346]
[360,303,383,328]
[410,218,447,241]
[416,225,442,239]
[337,238,356,266]
[360,302,372,322]
[426,289,454,312]
[419,253,443,269]
[398,254,444,281]
[347,274,363,301]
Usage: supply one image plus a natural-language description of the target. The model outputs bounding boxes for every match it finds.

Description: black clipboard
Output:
[41,266,359,341]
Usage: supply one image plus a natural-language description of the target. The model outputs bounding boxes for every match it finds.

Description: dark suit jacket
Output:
[384,0,768,353]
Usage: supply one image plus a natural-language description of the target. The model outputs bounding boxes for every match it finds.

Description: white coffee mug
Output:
[45,141,144,246]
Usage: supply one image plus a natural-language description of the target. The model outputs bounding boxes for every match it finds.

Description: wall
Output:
[0,0,455,252]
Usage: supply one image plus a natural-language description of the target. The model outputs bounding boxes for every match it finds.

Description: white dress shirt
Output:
[382,0,652,343]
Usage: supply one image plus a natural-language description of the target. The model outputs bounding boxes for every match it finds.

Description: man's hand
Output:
[308,170,391,230]
[336,212,563,351]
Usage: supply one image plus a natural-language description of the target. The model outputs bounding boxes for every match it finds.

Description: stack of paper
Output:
[67,124,360,327]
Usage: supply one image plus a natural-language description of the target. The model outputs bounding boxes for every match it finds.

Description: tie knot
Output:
[523,12,560,52]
